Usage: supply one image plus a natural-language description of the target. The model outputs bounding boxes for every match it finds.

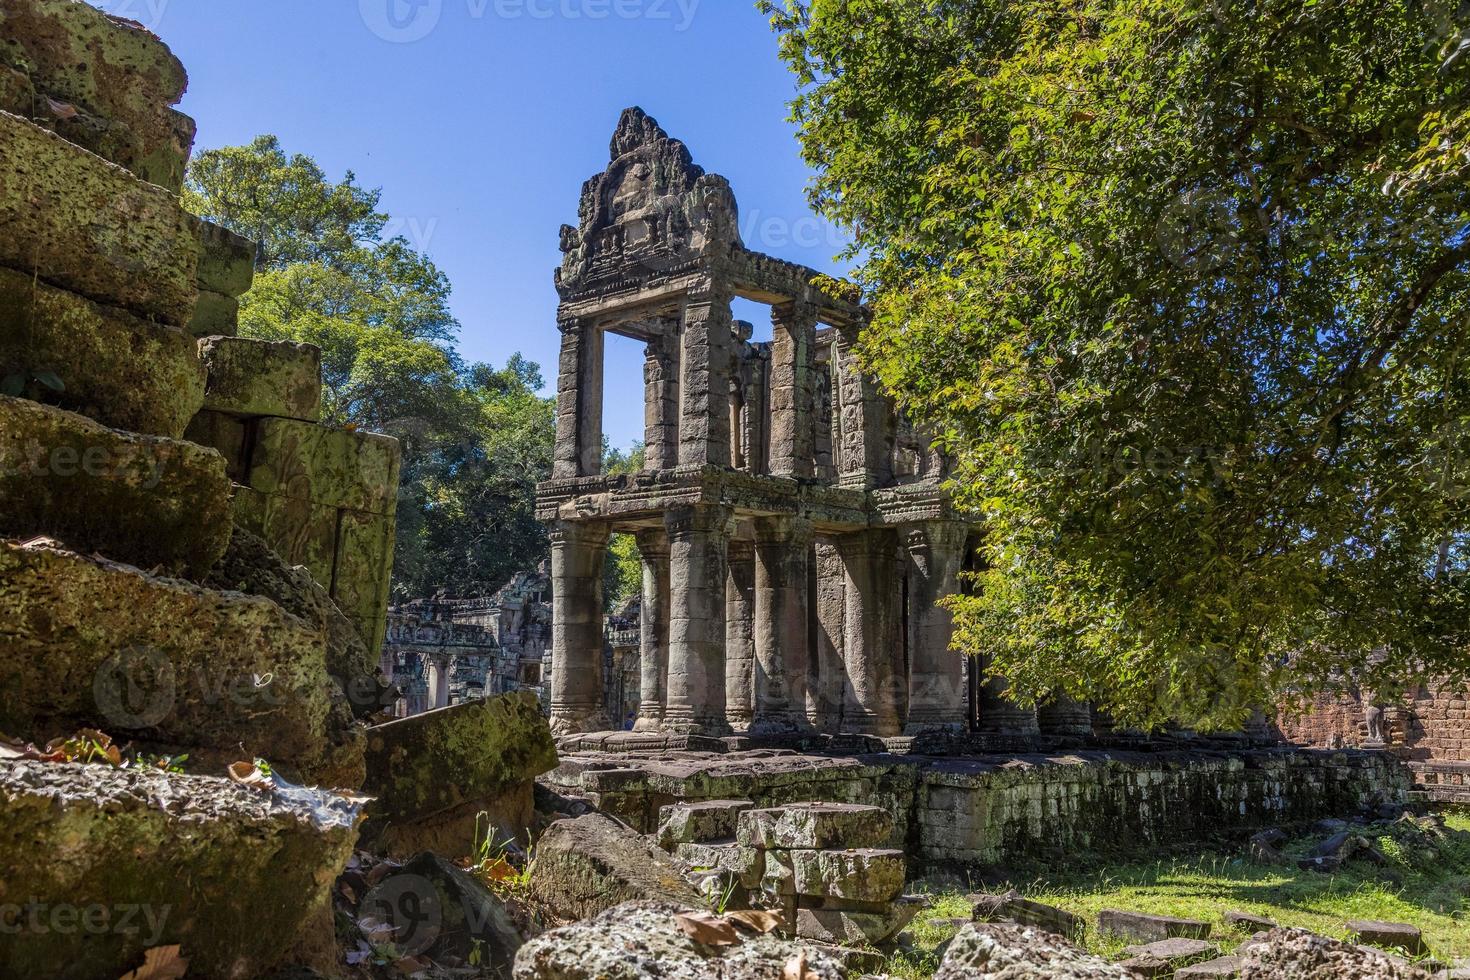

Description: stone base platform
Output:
[541,747,1409,869]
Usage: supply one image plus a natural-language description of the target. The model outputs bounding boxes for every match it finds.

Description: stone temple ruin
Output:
[537,107,992,740]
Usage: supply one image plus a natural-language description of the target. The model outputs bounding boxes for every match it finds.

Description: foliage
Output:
[186,137,554,599]
[764,0,1470,728]
[602,443,649,611]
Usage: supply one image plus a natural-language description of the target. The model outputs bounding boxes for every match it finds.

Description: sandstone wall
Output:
[1276,684,1470,763]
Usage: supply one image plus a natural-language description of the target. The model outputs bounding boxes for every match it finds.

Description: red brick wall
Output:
[1276,683,1470,763]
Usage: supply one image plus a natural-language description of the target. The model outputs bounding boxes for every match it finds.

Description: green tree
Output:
[764,0,1470,728]
[186,137,554,600]
[602,444,648,610]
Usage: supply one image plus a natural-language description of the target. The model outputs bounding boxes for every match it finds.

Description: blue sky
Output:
[102,0,851,451]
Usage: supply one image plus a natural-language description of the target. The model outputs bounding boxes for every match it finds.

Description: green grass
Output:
[884,808,1470,979]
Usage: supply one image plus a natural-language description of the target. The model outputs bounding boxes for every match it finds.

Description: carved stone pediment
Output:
[557,107,741,298]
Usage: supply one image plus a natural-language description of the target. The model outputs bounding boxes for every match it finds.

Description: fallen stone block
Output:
[190,215,256,297]
[0,110,197,324]
[0,537,360,786]
[764,848,906,903]
[1242,928,1432,979]
[1346,919,1427,956]
[1223,910,1277,933]
[198,335,322,422]
[970,890,1085,940]
[0,264,205,437]
[248,416,401,514]
[1176,955,1243,978]
[513,901,849,979]
[0,0,194,188]
[1120,937,1218,967]
[529,813,706,921]
[1098,908,1211,943]
[673,841,765,890]
[935,922,1133,979]
[1248,828,1288,864]
[1117,955,1173,978]
[0,396,230,577]
[362,692,558,857]
[793,900,920,946]
[658,798,755,846]
[737,802,894,850]
[0,760,359,980]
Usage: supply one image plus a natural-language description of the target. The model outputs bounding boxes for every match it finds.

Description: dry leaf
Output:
[45,98,79,120]
[480,857,518,882]
[227,761,272,791]
[117,945,188,980]
[726,909,782,935]
[675,911,740,946]
[782,951,819,980]
[392,955,432,975]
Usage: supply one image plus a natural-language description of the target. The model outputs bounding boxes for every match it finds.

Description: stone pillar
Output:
[549,521,611,735]
[663,505,733,734]
[902,522,969,734]
[810,537,846,732]
[427,653,452,711]
[643,325,680,471]
[977,668,1040,737]
[678,280,733,468]
[838,529,903,735]
[833,323,893,490]
[1037,697,1094,737]
[725,538,757,731]
[752,517,815,733]
[553,317,604,478]
[769,301,818,479]
[633,527,671,733]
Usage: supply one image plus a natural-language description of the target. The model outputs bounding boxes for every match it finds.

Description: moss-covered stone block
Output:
[0,61,30,114]
[0,264,205,438]
[0,0,194,189]
[333,506,395,653]
[0,760,360,980]
[0,396,230,576]
[199,335,321,422]
[0,110,197,324]
[230,485,338,589]
[0,538,359,784]
[737,803,894,850]
[189,290,238,338]
[182,408,249,481]
[364,691,558,828]
[248,417,401,514]
[189,215,256,297]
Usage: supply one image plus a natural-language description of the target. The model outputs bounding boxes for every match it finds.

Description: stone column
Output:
[633,527,671,732]
[678,280,733,468]
[643,324,680,471]
[752,516,815,733]
[1037,698,1094,737]
[427,653,452,711]
[663,505,733,735]
[725,538,757,731]
[976,668,1040,737]
[838,529,903,735]
[769,301,818,479]
[553,316,604,478]
[833,323,893,490]
[902,522,969,733]
[810,537,847,732]
[549,521,611,735]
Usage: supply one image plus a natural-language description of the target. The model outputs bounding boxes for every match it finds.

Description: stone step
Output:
[0,396,230,576]
[0,110,198,325]
[763,847,907,903]
[657,798,755,846]
[0,760,358,979]
[198,335,321,422]
[1098,908,1212,943]
[736,802,894,850]
[0,263,204,438]
[0,0,194,189]
[0,537,360,785]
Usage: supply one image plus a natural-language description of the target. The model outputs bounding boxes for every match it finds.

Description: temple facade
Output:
[535,108,1012,738]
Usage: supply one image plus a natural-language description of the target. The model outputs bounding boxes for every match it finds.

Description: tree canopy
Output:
[186,136,554,600]
[764,0,1470,728]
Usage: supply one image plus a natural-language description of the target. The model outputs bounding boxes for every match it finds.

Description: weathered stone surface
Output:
[672,841,765,890]
[0,110,197,324]
[737,803,894,850]
[529,813,705,921]
[1346,919,1427,956]
[794,902,920,946]
[513,901,849,979]
[198,335,321,421]
[1224,910,1278,933]
[190,214,256,297]
[1177,956,1243,978]
[249,416,400,513]
[362,852,523,975]
[0,0,194,188]
[183,408,249,480]
[190,289,239,337]
[763,848,906,903]
[971,890,1085,940]
[332,505,396,653]
[658,798,755,846]
[1098,908,1211,943]
[362,692,557,846]
[1248,828,1288,864]
[0,760,359,980]
[231,486,338,588]
[934,923,1133,979]
[0,538,361,786]
[1240,928,1432,979]
[0,264,204,437]
[0,396,230,576]
[1121,937,1219,966]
